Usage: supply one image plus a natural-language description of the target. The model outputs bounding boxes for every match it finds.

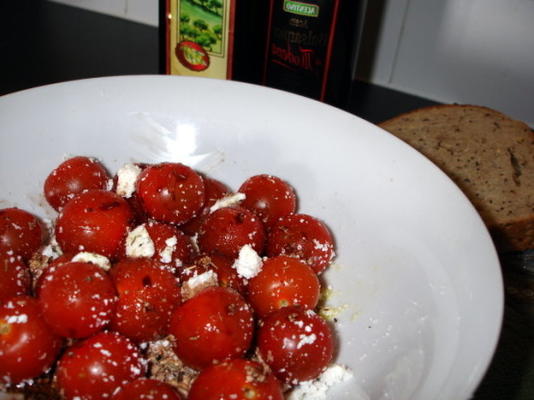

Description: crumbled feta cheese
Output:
[232,244,263,279]
[209,192,246,213]
[160,236,177,263]
[288,364,356,400]
[296,333,317,349]
[6,314,28,324]
[41,236,63,259]
[125,224,155,258]
[116,163,142,198]
[72,252,111,271]
[181,270,218,301]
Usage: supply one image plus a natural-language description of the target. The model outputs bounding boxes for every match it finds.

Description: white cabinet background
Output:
[50,0,534,126]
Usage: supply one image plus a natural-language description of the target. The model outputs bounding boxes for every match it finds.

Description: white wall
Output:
[50,0,534,126]
[364,0,534,127]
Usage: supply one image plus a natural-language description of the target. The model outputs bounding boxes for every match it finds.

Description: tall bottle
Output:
[262,0,367,109]
[160,0,268,84]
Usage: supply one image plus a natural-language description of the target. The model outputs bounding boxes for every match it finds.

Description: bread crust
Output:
[379,104,534,253]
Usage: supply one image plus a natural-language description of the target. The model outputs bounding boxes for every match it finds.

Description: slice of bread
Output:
[379,104,533,252]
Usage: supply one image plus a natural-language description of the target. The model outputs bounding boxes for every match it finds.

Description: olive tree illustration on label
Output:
[168,0,234,79]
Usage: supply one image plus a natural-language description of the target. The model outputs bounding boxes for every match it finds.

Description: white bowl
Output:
[0,76,503,400]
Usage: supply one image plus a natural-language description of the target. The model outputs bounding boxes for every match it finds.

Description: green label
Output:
[283,0,319,17]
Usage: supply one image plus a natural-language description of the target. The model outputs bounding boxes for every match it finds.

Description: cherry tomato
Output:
[257,306,334,384]
[0,208,44,261]
[183,254,247,295]
[181,176,230,236]
[0,296,62,385]
[38,261,117,338]
[145,221,194,268]
[198,206,265,258]
[266,214,335,274]
[188,359,284,400]
[0,253,31,305]
[169,286,254,369]
[110,258,181,342]
[44,156,111,211]
[111,378,182,400]
[239,174,297,228]
[247,256,320,318]
[56,331,145,400]
[136,163,205,225]
[55,190,133,259]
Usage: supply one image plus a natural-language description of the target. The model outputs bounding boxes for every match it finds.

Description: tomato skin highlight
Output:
[55,190,134,259]
[38,261,118,338]
[136,163,205,225]
[247,255,320,318]
[257,306,334,384]
[188,359,284,400]
[44,156,111,211]
[0,296,63,385]
[169,286,254,370]
[56,331,145,400]
[0,208,44,261]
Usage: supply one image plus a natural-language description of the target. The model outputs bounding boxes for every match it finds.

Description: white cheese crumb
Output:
[209,192,246,213]
[6,314,28,324]
[296,333,317,349]
[181,270,218,301]
[116,163,142,198]
[159,236,177,263]
[72,252,111,271]
[288,364,356,400]
[231,244,263,279]
[125,224,155,258]
[42,235,63,259]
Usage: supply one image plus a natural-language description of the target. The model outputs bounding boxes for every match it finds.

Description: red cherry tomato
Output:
[38,261,117,338]
[0,208,44,261]
[44,156,111,211]
[198,206,265,258]
[145,221,194,268]
[266,214,335,274]
[55,190,133,259]
[0,253,31,304]
[239,174,297,228]
[136,163,205,225]
[257,306,334,384]
[0,296,62,385]
[181,176,230,236]
[56,331,145,400]
[110,258,181,342]
[247,256,320,318]
[188,359,284,400]
[111,378,182,400]
[169,286,254,369]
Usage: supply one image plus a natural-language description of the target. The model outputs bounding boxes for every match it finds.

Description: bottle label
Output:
[168,0,235,79]
[283,0,320,17]
[264,0,339,100]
